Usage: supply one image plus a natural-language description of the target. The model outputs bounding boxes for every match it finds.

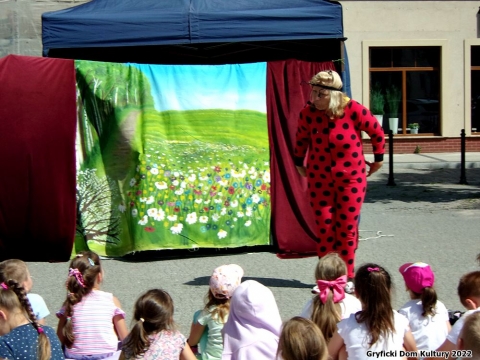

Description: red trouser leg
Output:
[332,177,366,278]
[309,179,336,257]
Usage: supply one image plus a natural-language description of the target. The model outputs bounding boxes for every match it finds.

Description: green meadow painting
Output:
[74,60,270,256]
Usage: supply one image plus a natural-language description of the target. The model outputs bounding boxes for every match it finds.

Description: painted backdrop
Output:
[75,60,270,257]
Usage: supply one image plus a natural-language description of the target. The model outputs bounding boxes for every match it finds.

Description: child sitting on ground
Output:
[0,259,50,325]
[0,279,64,360]
[187,264,243,359]
[458,311,480,358]
[300,253,361,342]
[120,289,196,360]
[398,262,450,351]
[277,316,328,360]
[56,251,128,359]
[328,263,418,360]
[222,280,282,360]
[435,270,480,359]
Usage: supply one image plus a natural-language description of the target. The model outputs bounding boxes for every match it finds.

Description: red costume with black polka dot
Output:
[294,100,385,278]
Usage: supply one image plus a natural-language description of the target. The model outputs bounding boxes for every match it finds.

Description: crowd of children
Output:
[0,250,478,360]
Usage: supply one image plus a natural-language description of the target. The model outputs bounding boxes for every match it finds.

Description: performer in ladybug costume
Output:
[294,70,385,281]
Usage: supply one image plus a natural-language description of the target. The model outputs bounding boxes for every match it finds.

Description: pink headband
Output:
[315,275,347,304]
[0,283,7,290]
[68,268,86,288]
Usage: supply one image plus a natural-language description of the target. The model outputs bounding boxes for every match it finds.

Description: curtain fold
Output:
[267,59,336,257]
[0,55,77,261]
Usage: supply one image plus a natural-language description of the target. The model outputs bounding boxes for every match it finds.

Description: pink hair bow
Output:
[368,267,380,272]
[68,268,86,288]
[316,275,347,304]
[0,283,7,290]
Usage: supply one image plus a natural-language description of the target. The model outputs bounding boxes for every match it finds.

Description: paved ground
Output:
[27,164,480,336]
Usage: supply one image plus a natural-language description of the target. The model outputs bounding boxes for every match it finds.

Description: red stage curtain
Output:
[0,55,77,261]
[267,59,336,257]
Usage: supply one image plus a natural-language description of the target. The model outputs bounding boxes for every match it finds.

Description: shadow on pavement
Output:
[184,276,312,289]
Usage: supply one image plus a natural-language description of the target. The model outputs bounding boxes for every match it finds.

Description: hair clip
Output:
[139,318,145,323]
[367,267,380,272]
[0,283,7,290]
[88,258,95,266]
[66,316,72,321]
[37,327,44,334]
[76,254,83,258]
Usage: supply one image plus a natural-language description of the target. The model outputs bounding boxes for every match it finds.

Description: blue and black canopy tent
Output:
[41,0,351,95]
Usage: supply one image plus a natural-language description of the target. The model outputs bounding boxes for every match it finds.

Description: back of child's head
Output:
[277,317,328,360]
[355,263,394,346]
[311,253,346,341]
[458,271,480,308]
[122,289,175,359]
[0,280,51,360]
[62,251,102,348]
[459,311,480,357]
[0,259,29,286]
[399,262,437,317]
[206,264,243,323]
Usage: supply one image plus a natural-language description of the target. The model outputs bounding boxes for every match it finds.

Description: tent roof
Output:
[42,0,343,56]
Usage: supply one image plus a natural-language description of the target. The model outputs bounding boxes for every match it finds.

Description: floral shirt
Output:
[127,330,186,360]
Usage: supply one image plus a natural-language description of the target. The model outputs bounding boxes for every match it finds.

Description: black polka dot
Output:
[341,250,348,256]
[315,138,322,144]
[320,246,327,252]
[325,166,331,172]
[327,236,334,243]
[347,240,354,246]
[342,195,349,202]
[316,117,322,123]
[319,155,326,161]
[325,219,332,224]
[297,141,303,146]
[337,152,345,158]
[315,182,321,188]
[344,161,351,167]
[340,232,347,238]
[365,121,370,128]
[313,164,319,170]
[312,128,318,134]
[343,123,349,130]
[351,111,357,120]
[362,109,367,116]
[340,214,347,220]
[322,128,329,135]
[320,201,327,206]
[315,210,322,216]
[352,152,359,158]
[348,206,356,212]
[352,188,358,193]
[310,192,316,198]
[336,172,344,177]
[348,259,354,265]
[329,143,336,149]
[323,190,331,196]
[356,197,362,203]
[306,116,312,124]
[336,134,344,141]
[329,122,336,129]
[320,229,326,234]
[351,134,357,140]
[357,177,363,183]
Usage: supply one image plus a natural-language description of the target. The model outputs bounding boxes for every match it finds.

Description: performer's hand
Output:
[296,166,307,177]
[366,161,383,177]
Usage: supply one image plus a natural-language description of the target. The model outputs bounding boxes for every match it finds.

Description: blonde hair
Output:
[204,289,230,324]
[277,317,328,360]
[459,311,480,357]
[0,259,29,284]
[311,253,346,341]
[0,280,51,360]
[309,71,349,118]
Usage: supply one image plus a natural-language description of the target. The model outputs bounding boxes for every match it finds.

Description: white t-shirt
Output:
[337,310,410,360]
[398,299,449,351]
[300,293,362,320]
[27,293,50,321]
[446,307,480,345]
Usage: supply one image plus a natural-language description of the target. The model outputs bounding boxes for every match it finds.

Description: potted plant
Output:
[408,122,420,134]
[370,83,385,126]
[386,85,401,134]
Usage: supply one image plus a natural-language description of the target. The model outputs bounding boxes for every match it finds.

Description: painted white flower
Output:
[214,199,222,204]
[248,166,256,174]
[155,181,168,190]
[129,178,137,187]
[264,162,269,166]
[173,171,180,177]
[167,215,178,222]
[199,176,209,181]
[233,217,238,222]
[237,211,244,218]
[150,168,159,175]
[252,194,261,203]
[138,215,148,225]
[146,196,155,205]
[195,199,203,204]
[174,188,184,195]
[251,171,258,179]
[217,192,223,197]
[172,180,179,186]
[131,209,138,217]
[180,181,187,189]
[220,208,227,216]
[118,204,126,213]
[147,208,158,218]
[160,163,166,167]
[263,170,271,183]
[243,163,248,169]
[245,220,252,227]
[139,197,148,203]
[186,212,198,225]
[188,174,196,182]
[231,200,238,208]
[203,199,211,204]
[218,229,228,239]
[246,209,253,216]
[218,180,228,186]
[170,223,183,235]
[212,214,220,222]
[154,208,165,221]
[199,216,208,223]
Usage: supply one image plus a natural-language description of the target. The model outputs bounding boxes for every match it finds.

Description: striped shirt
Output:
[57,290,125,356]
